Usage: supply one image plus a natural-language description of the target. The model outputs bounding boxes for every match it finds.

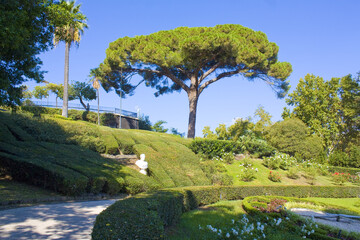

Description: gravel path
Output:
[291,208,360,234]
[0,199,120,240]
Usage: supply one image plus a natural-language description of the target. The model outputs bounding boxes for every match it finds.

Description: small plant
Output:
[332,172,350,185]
[212,173,233,185]
[268,171,281,182]
[239,168,256,182]
[286,167,300,179]
[302,166,318,185]
[348,174,360,185]
[222,151,235,164]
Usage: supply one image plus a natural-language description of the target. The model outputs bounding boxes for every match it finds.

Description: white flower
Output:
[226,233,230,238]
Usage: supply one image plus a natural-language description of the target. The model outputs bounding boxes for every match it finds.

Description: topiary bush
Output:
[189,139,242,159]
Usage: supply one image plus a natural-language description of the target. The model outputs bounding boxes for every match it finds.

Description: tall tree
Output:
[253,105,272,137]
[0,0,54,107]
[52,0,87,117]
[32,85,49,103]
[94,24,292,138]
[70,81,96,110]
[285,73,360,154]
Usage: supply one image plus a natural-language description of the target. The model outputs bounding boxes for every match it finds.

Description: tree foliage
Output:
[32,85,49,100]
[0,0,54,107]
[95,24,292,138]
[152,120,168,133]
[285,73,359,154]
[70,81,96,110]
[254,105,272,137]
[265,118,324,161]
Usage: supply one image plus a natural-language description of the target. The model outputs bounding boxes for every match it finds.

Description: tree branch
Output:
[162,67,190,93]
[199,69,243,94]
[199,62,222,83]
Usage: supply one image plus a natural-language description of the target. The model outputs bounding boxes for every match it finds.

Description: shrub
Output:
[100,113,117,127]
[239,167,257,182]
[331,172,350,185]
[189,139,242,159]
[268,171,281,182]
[92,185,360,239]
[286,167,300,179]
[237,135,276,158]
[302,167,318,185]
[263,152,297,170]
[211,174,233,186]
[265,118,324,161]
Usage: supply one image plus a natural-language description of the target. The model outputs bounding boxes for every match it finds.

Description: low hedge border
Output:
[91,185,360,240]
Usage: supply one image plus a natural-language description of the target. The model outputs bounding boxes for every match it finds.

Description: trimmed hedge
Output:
[328,166,360,175]
[91,185,360,239]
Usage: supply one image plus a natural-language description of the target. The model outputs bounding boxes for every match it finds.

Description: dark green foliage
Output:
[0,0,54,107]
[329,146,360,168]
[237,135,276,158]
[189,139,242,159]
[69,81,96,110]
[189,138,275,159]
[92,185,360,239]
[138,115,152,131]
[265,118,324,160]
[349,145,360,168]
[211,174,233,186]
[328,166,360,175]
[100,113,117,127]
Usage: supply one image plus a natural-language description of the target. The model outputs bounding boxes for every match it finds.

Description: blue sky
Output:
[30,0,360,137]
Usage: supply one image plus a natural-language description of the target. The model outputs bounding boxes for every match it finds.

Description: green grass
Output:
[224,157,356,186]
[305,197,360,213]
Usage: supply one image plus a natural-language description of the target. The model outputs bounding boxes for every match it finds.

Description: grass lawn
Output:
[225,158,355,186]
[305,197,360,212]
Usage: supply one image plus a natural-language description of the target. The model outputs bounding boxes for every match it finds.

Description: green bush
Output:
[237,135,276,158]
[328,166,360,175]
[239,167,257,182]
[92,185,360,239]
[189,139,242,158]
[100,113,117,127]
[265,118,324,161]
[211,173,233,185]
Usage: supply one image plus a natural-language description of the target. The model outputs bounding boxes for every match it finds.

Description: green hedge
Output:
[189,139,242,158]
[328,166,360,175]
[92,185,360,239]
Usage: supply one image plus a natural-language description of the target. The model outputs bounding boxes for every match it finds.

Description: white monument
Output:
[135,154,148,175]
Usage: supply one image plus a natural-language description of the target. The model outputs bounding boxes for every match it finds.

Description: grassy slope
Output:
[0,111,210,197]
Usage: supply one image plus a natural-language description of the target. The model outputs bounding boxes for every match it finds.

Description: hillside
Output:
[0,111,210,195]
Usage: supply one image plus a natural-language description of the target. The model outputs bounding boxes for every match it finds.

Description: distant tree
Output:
[52,0,88,117]
[0,0,55,107]
[215,124,230,140]
[253,106,272,137]
[228,118,254,141]
[139,115,152,131]
[32,86,49,102]
[152,120,168,133]
[46,83,63,107]
[202,126,218,139]
[70,81,96,110]
[94,24,292,138]
[286,73,359,154]
[265,118,324,161]
[171,128,185,137]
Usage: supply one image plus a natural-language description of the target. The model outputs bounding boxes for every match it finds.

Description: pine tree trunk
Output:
[62,42,70,117]
[79,96,87,110]
[187,89,199,138]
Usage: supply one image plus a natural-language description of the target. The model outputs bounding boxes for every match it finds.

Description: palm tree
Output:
[53,0,88,117]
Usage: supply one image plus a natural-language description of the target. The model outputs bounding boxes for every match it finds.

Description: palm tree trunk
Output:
[62,42,70,117]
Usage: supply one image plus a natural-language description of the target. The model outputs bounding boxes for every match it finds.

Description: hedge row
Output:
[189,138,275,159]
[328,166,360,175]
[92,185,360,239]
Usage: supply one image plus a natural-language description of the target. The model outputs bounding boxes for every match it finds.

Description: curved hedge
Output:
[92,185,360,239]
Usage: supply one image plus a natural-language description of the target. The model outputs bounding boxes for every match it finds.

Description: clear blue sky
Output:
[30,0,360,137]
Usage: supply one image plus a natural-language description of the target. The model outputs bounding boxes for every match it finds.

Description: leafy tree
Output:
[70,81,96,110]
[286,73,359,154]
[228,118,254,141]
[0,0,55,107]
[94,24,292,138]
[253,105,272,137]
[215,124,230,140]
[170,128,185,137]
[52,0,87,117]
[139,115,152,131]
[46,83,63,107]
[265,118,324,161]
[32,86,49,102]
[202,126,218,139]
[152,120,168,133]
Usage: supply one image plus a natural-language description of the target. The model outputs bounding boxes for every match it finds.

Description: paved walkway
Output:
[0,199,118,240]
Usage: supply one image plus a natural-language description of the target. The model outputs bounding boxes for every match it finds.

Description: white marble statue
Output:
[135,154,148,175]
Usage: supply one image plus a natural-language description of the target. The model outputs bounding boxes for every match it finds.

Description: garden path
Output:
[0,199,122,240]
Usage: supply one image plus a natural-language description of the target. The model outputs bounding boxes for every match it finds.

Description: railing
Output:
[31,100,138,118]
